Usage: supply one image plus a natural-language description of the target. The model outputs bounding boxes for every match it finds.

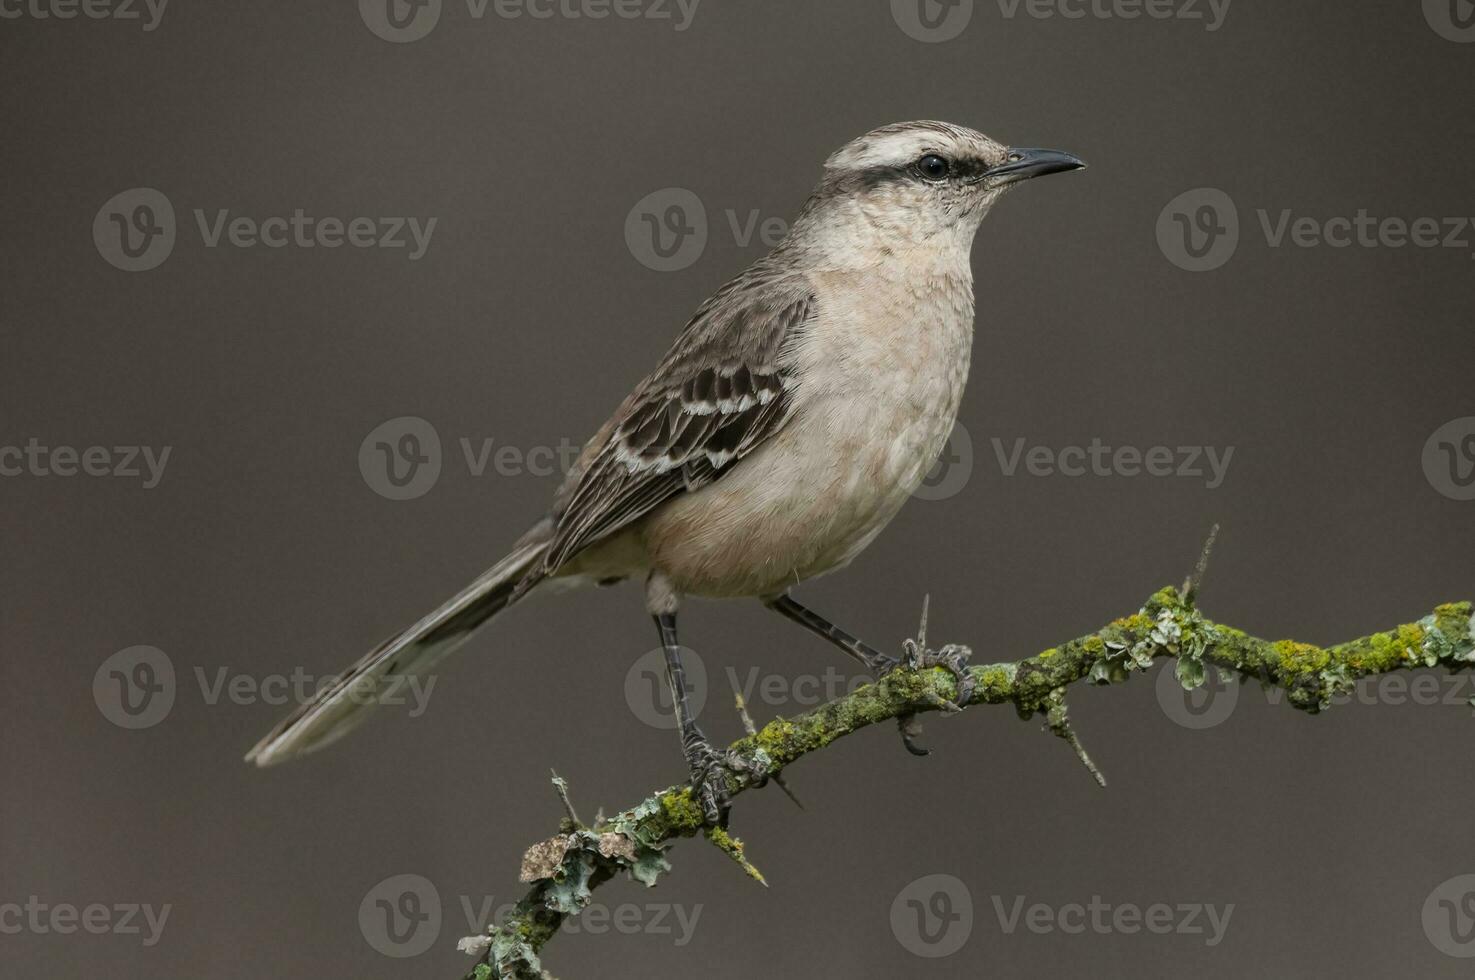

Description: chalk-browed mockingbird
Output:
[247,121,1085,823]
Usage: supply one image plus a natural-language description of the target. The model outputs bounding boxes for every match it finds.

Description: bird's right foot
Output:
[882,597,976,757]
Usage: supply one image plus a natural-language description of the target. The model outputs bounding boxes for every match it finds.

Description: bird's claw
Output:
[686,741,734,828]
[889,640,975,756]
[899,639,976,708]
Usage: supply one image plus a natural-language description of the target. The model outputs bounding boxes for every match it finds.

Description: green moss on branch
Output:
[465,587,1474,979]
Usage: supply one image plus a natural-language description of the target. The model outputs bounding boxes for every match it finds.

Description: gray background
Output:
[3,1,1473,977]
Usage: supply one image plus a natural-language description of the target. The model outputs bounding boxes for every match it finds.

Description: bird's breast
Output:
[795,265,975,491]
[637,267,976,598]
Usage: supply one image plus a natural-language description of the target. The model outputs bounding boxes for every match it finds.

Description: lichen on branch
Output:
[462,586,1475,980]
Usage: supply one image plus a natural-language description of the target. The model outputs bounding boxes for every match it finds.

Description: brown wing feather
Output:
[535,269,815,577]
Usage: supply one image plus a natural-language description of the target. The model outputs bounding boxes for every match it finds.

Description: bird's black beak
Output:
[980,148,1087,186]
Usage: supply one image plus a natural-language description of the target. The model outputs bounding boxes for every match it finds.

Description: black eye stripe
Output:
[821,155,991,197]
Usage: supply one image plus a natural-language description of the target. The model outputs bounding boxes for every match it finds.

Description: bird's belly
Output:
[639,384,962,598]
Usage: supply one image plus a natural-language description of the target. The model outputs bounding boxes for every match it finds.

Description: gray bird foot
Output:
[889,640,976,757]
[684,736,734,827]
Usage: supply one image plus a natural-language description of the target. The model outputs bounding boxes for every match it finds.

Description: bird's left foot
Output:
[683,733,735,828]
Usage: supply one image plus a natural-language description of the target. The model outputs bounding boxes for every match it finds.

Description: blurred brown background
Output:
[2,1,1473,977]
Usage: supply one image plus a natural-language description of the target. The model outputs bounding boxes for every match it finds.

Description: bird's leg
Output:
[654,612,731,827]
[765,593,974,757]
[763,594,899,676]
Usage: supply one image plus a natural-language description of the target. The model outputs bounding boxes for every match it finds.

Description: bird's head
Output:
[793,121,1085,262]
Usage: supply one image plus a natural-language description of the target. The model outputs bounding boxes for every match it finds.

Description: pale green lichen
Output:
[467,588,1473,980]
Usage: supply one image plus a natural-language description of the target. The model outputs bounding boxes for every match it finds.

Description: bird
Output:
[246,121,1085,824]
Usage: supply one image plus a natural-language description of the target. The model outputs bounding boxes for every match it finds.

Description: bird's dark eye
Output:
[917,154,950,180]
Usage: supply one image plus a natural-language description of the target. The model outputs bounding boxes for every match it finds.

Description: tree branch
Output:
[458,585,1475,980]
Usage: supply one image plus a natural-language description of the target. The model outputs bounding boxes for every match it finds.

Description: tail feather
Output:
[245,528,549,767]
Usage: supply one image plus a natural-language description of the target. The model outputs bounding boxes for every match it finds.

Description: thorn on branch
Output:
[704,826,767,887]
[898,595,978,755]
[899,595,933,755]
[915,593,930,655]
[1044,688,1107,788]
[733,690,803,810]
[1182,523,1221,607]
[550,770,581,829]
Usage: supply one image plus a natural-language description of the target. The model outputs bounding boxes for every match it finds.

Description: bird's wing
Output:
[536,269,816,577]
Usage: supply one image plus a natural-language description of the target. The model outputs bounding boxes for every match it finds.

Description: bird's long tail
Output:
[244,526,550,767]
